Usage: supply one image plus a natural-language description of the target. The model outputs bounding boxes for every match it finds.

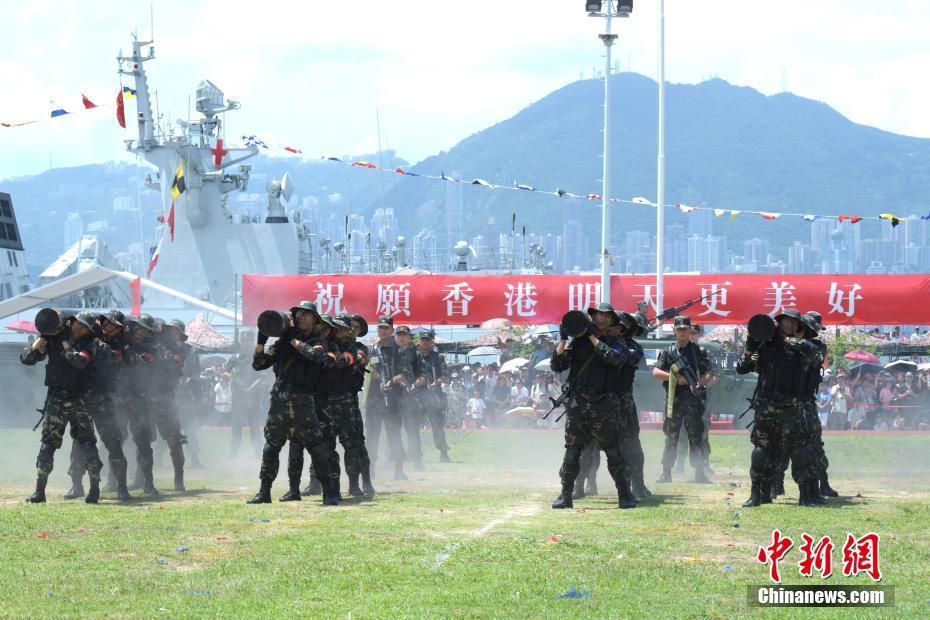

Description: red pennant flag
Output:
[129,277,142,315]
[82,94,97,109]
[146,239,162,277]
[115,90,126,128]
[838,215,863,224]
[167,201,175,241]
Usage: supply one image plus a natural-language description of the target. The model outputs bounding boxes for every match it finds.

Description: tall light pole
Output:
[656,0,666,317]
[587,1,633,304]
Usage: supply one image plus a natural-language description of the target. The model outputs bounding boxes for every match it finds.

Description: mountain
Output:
[373,73,930,253]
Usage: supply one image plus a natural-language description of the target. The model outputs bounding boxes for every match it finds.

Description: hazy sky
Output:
[1,0,928,180]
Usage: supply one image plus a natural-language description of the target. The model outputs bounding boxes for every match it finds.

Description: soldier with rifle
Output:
[21,310,104,504]
[366,317,411,480]
[412,330,451,464]
[550,303,638,510]
[652,316,713,484]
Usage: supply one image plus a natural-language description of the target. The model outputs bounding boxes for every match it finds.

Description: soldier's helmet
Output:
[102,310,125,327]
[587,302,618,325]
[290,300,320,318]
[167,319,189,341]
[71,312,97,332]
[132,314,156,334]
[350,314,369,337]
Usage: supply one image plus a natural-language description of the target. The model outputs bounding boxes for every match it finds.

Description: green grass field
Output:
[1,427,928,618]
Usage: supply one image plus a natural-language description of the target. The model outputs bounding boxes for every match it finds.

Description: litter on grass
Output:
[558,586,590,599]
[176,547,190,552]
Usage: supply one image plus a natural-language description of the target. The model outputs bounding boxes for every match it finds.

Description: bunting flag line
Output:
[167,201,176,241]
[241,134,301,155]
[2,91,117,129]
[146,237,162,277]
[81,94,97,109]
[115,89,126,129]
[121,86,137,99]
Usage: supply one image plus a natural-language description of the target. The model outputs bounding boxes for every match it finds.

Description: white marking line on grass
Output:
[433,504,540,569]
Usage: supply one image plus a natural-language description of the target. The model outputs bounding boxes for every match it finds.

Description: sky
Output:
[1,0,929,181]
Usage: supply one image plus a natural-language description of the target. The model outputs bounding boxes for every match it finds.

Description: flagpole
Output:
[656,0,667,318]
[599,2,616,304]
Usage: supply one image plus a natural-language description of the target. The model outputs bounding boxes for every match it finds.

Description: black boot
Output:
[128,469,144,491]
[551,483,574,509]
[631,476,652,499]
[772,477,785,498]
[362,471,375,496]
[393,462,408,481]
[439,449,451,463]
[798,482,817,507]
[102,475,118,494]
[742,482,762,507]
[571,477,585,500]
[656,468,672,484]
[585,478,599,497]
[142,471,160,497]
[808,479,826,505]
[301,476,322,496]
[694,469,711,484]
[617,480,638,509]
[348,475,364,497]
[819,473,839,497]
[279,483,302,502]
[115,462,132,501]
[85,478,100,504]
[63,475,85,500]
[247,482,272,504]
[322,479,341,506]
[173,469,185,493]
[760,481,773,504]
[26,477,48,504]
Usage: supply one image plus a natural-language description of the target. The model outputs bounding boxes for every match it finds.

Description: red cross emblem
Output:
[211,138,228,169]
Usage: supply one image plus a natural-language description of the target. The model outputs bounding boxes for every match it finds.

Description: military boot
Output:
[26,477,48,504]
[631,476,652,499]
[808,479,826,505]
[819,473,839,497]
[361,471,376,496]
[772,476,785,498]
[279,483,302,502]
[571,477,585,500]
[101,476,118,494]
[551,483,574,509]
[247,482,272,504]
[694,469,711,484]
[585,478,599,497]
[760,481,773,504]
[142,471,160,497]
[85,478,101,504]
[617,480,638,510]
[115,462,132,501]
[128,468,144,491]
[656,468,672,484]
[742,482,762,507]
[797,483,817,507]
[63,475,85,500]
[173,469,186,493]
[393,462,408,481]
[348,474,364,497]
[439,449,452,463]
[301,475,322,496]
[321,479,341,506]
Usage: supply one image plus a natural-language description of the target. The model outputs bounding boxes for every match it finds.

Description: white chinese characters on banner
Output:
[697,282,732,317]
[376,283,412,318]
[442,282,475,316]
[568,283,601,311]
[313,282,344,316]
[504,283,539,317]
[827,282,863,317]
[635,284,660,314]
[765,281,798,316]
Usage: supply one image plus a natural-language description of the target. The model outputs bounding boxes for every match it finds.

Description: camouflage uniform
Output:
[397,344,423,467]
[123,338,164,493]
[656,342,711,479]
[225,347,265,457]
[550,332,637,509]
[411,345,450,459]
[366,339,410,476]
[737,331,824,506]
[21,329,103,500]
[150,337,188,490]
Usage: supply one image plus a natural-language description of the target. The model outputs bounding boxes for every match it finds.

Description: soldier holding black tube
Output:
[21,310,104,504]
[550,302,638,510]
[366,316,411,480]
[738,309,825,507]
[653,316,712,484]
[412,330,451,464]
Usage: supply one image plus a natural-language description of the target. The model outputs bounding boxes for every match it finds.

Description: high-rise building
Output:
[688,208,713,238]
[743,238,770,269]
[445,176,464,254]
[562,219,587,272]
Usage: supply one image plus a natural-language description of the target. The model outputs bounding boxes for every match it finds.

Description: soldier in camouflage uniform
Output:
[737,308,825,507]
[653,316,712,484]
[64,310,132,501]
[394,325,424,471]
[225,331,265,458]
[550,303,638,510]
[366,317,411,480]
[154,319,191,492]
[411,330,451,463]
[804,311,838,498]
[21,312,104,504]
[249,301,338,505]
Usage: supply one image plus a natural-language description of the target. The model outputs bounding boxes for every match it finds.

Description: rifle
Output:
[640,290,718,335]
[32,396,49,432]
[543,350,597,422]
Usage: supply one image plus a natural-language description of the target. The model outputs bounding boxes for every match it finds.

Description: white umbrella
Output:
[534,358,552,373]
[499,357,529,374]
[467,345,499,357]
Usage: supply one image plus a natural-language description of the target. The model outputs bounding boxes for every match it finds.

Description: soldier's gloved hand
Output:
[257,332,269,346]
[559,324,568,341]
[746,337,760,353]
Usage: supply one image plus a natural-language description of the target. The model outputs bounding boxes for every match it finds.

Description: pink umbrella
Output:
[480,318,513,330]
[4,320,37,334]
[843,350,879,363]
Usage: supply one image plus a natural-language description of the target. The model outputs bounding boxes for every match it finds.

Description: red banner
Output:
[241,274,930,326]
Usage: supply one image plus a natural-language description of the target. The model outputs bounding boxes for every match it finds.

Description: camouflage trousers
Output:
[326,392,372,481]
[577,391,643,485]
[749,401,811,485]
[400,392,423,464]
[147,396,186,474]
[124,396,157,482]
[661,397,707,472]
[412,387,449,453]
[67,392,127,482]
[270,390,332,487]
[365,395,406,465]
[559,393,627,490]
[35,389,102,480]
[778,400,828,481]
